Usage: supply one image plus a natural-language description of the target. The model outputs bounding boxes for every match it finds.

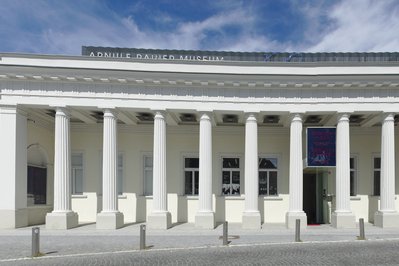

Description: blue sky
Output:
[1,0,399,55]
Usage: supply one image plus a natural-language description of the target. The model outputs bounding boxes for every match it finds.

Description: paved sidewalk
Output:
[1,222,399,262]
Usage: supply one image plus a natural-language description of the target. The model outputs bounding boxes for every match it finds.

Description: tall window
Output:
[144,155,153,196]
[72,153,83,194]
[222,158,240,195]
[350,157,357,196]
[27,166,47,205]
[373,157,381,196]
[117,154,123,195]
[184,158,199,195]
[259,157,278,196]
[100,153,124,195]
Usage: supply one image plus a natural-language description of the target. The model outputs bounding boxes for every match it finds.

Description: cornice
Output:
[1,73,399,89]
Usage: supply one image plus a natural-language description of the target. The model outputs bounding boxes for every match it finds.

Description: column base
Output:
[96,212,124,229]
[242,211,261,229]
[285,211,307,229]
[0,209,28,229]
[374,211,399,228]
[331,212,356,228]
[147,212,171,229]
[46,211,78,229]
[195,211,215,229]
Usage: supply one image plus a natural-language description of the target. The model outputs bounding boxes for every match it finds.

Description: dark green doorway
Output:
[303,172,325,225]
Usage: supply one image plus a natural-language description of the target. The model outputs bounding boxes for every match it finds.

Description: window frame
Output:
[372,155,381,196]
[142,153,153,196]
[183,156,199,196]
[221,156,242,196]
[27,164,47,205]
[99,151,124,195]
[350,155,358,196]
[117,152,124,195]
[258,156,279,196]
[71,152,84,195]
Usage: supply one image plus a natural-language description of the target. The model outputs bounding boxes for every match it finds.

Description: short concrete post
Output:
[223,221,228,245]
[31,227,40,257]
[358,218,366,240]
[295,219,301,242]
[140,224,146,250]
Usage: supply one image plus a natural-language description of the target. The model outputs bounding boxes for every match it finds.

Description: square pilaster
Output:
[331,212,356,228]
[97,212,124,229]
[46,211,78,229]
[195,212,215,229]
[147,212,171,229]
[285,212,307,229]
[374,211,399,228]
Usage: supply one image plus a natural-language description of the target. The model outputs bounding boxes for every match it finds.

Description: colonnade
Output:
[43,109,399,229]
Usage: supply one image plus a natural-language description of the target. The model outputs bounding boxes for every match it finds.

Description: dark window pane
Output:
[185,171,192,195]
[350,171,355,196]
[223,158,239,168]
[374,158,381,169]
[194,171,199,195]
[269,171,278,195]
[350,158,355,169]
[74,169,83,194]
[232,171,240,184]
[185,158,199,168]
[232,171,240,194]
[27,166,47,205]
[222,171,231,195]
[259,171,268,195]
[374,171,380,196]
[259,158,277,169]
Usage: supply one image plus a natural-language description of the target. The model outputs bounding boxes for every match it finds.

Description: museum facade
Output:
[1,48,399,230]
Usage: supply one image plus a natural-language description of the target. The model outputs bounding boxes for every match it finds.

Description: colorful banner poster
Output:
[307,128,336,167]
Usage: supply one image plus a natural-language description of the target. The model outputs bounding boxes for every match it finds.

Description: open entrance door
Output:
[303,172,326,225]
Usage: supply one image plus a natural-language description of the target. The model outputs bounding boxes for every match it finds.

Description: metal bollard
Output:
[31,227,40,257]
[295,219,301,242]
[223,221,228,245]
[359,218,366,240]
[140,224,146,250]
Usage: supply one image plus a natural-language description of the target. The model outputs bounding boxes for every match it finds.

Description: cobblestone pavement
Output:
[1,223,399,265]
[2,239,399,265]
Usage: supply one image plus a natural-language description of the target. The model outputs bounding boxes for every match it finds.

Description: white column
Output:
[285,113,307,229]
[242,113,261,229]
[332,113,355,228]
[0,106,28,228]
[148,111,171,229]
[97,109,124,229]
[46,107,78,229]
[195,112,215,229]
[375,113,399,227]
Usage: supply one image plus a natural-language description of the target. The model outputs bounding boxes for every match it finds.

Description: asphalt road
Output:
[2,239,399,266]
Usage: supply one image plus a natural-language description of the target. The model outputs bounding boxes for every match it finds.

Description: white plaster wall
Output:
[0,107,28,228]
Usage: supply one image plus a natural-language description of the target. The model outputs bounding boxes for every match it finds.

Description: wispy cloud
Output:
[306,0,399,52]
[0,0,398,55]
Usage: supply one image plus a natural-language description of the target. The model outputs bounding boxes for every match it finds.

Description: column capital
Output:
[55,107,70,117]
[199,112,213,121]
[382,113,395,121]
[103,108,118,117]
[289,113,303,122]
[244,112,259,120]
[154,110,166,120]
[337,113,350,122]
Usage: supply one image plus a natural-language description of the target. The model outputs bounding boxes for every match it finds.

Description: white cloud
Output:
[1,0,398,54]
[305,0,399,52]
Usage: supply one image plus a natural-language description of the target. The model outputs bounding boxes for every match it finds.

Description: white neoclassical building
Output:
[1,48,399,230]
